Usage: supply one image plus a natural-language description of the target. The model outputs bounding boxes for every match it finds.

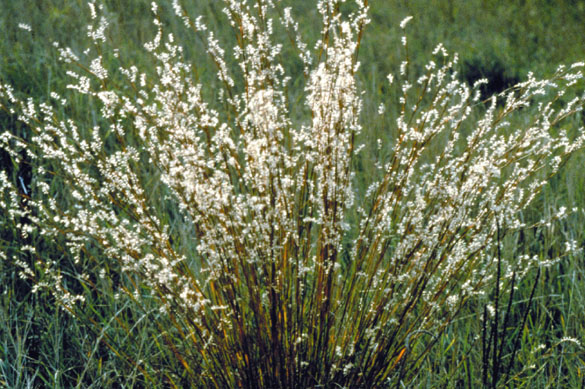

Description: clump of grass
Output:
[1,0,584,387]
[479,222,541,389]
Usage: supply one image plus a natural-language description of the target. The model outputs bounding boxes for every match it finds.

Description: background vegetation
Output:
[1,0,584,387]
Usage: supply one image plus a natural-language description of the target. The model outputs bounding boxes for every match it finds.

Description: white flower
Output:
[400,16,413,29]
[18,23,32,32]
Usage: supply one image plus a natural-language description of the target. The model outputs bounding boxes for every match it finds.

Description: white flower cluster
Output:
[1,0,584,387]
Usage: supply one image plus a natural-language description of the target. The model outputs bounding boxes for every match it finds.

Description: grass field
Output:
[1,0,585,387]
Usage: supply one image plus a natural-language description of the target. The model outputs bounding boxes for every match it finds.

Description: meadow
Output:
[1,0,585,387]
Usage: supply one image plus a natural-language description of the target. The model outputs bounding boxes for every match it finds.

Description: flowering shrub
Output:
[1,0,584,387]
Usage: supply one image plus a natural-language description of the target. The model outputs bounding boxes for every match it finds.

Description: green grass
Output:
[1,0,585,387]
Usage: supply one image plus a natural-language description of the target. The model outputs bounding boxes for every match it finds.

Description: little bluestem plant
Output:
[1,0,584,387]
